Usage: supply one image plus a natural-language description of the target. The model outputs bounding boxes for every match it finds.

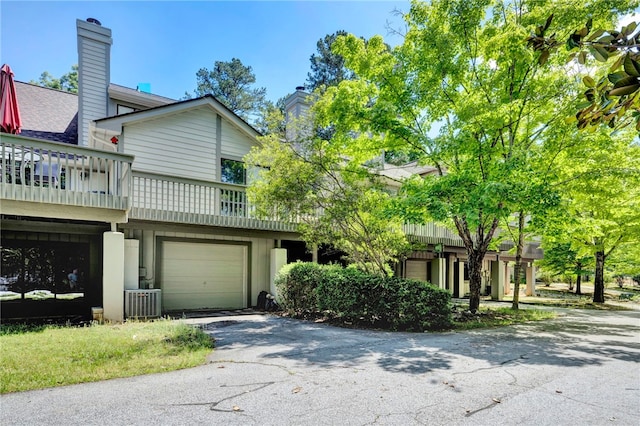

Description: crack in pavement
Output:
[452,354,528,376]
[464,399,502,417]
[208,359,296,375]
[171,381,276,413]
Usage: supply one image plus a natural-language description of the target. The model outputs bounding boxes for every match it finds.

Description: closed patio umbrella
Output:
[1,64,22,134]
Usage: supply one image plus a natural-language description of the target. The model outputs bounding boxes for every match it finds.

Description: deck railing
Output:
[1,134,133,210]
[0,135,515,247]
[130,171,296,232]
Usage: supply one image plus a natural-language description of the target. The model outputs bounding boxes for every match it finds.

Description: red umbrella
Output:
[1,64,22,134]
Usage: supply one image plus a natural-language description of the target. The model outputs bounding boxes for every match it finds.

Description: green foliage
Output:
[246,126,410,276]
[254,95,289,136]
[275,262,452,331]
[312,0,624,311]
[539,129,640,302]
[306,30,357,93]
[193,58,266,122]
[527,11,640,132]
[30,64,78,93]
[274,262,323,314]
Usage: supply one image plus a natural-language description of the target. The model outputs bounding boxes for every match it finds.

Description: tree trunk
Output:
[511,211,525,310]
[593,250,605,303]
[575,268,582,295]
[468,252,483,312]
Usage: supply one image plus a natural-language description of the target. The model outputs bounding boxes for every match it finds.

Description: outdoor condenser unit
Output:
[124,289,161,319]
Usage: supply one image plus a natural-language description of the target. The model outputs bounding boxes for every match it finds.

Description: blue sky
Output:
[1,1,409,102]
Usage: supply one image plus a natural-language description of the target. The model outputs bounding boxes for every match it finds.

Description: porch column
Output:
[490,260,505,301]
[447,254,455,293]
[431,258,446,289]
[456,261,465,297]
[270,248,287,301]
[103,231,124,322]
[526,264,536,296]
[504,262,511,295]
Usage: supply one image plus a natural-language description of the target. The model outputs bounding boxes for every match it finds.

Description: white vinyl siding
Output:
[123,107,258,183]
[124,108,217,181]
[78,40,109,146]
[406,260,428,281]
[161,241,247,310]
[221,121,254,159]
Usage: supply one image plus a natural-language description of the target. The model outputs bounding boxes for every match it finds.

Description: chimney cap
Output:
[295,86,305,91]
[86,17,102,26]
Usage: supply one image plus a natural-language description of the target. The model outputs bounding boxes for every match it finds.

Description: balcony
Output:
[1,134,134,222]
[1,134,530,251]
[130,171,297,232]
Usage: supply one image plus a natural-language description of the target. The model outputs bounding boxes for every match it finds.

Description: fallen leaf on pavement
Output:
[492,398,501,403]
[555,390,562,394]
[292,386,302,394]
[232,405,241,411]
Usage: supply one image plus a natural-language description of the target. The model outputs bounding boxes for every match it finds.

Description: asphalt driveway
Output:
[1,308,639,425]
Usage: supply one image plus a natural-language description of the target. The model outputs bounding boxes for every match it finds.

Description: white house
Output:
[0,19,542,322]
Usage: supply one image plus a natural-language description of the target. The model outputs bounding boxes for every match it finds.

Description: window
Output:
[221,158,246,185]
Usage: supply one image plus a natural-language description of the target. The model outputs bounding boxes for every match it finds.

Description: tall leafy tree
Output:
[30,65,78,93]
[245,116,410,276]
[192,58,266,122]
[306,31,356,93]
[253,95,289,136]
[543,130,640,302]
[312,0,633,312]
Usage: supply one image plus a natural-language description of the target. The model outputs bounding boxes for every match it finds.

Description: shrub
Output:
[274,262,324,314]
[276,262,452,331]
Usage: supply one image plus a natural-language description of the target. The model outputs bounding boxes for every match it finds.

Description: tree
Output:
[253,95,289,136]
[539,241,591,295]
[30,65,78,93]
[245,117,410,276]
[312,0,630,312]
[192,58,266,122]
[306,31,357,93]
[527,16,640,132]
[543,130,640,302]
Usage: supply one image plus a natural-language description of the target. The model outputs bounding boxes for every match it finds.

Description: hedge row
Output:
[274,262,452,331]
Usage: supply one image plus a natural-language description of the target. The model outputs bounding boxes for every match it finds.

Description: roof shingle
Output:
[14,81,78,144]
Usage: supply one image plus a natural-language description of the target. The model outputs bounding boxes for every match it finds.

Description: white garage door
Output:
[406,260,427,281]
[161,241,247,311]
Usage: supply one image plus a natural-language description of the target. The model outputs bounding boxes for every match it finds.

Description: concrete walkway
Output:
[2,308,639,425]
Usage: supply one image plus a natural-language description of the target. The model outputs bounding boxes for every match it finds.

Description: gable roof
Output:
[95,94,262,139]
[108,83,175,108]
[14,81,78,144]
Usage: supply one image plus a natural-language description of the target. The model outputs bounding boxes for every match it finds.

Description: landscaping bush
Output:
[275,262,452,331]
[274,262,324,314]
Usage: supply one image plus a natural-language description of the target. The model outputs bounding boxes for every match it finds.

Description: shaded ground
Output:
[1,308,638,425]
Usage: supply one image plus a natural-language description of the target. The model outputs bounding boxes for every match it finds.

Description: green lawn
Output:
[452,306,556,330]
[0,320,213,394]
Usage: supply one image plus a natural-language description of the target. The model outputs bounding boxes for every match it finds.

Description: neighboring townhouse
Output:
[0,18,542,323]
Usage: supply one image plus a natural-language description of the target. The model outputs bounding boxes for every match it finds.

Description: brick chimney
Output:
[76,18,112,146]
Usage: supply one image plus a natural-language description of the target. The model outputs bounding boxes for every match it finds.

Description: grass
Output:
[452,306,556,330]
[0,319,214,394]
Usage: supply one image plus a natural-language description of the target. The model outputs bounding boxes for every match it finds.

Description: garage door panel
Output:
[161,241,247,311]
[406,260,427,281]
